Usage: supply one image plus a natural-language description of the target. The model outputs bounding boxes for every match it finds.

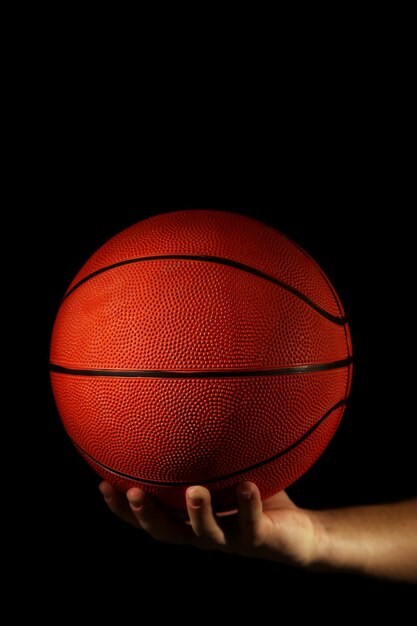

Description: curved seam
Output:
[63,254,347,326]
[71,399,346,487]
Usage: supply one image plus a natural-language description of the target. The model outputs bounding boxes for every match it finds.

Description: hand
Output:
[99,481,324,568]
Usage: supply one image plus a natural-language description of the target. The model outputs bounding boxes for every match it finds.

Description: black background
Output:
[33,161,416,610]
[8,19,413,616]
[14,29,412,596]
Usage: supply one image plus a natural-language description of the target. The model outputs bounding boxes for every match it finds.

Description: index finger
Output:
[127,488,196,545]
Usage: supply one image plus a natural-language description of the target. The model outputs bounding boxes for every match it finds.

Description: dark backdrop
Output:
[33,165,416,609]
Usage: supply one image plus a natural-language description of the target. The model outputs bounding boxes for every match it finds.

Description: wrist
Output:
[307,509,362,574]
[303,510,336,572]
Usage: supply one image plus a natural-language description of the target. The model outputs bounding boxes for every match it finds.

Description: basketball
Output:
[50,210,352,512]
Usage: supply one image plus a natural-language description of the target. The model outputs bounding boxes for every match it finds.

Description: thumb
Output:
[262,489,298,511]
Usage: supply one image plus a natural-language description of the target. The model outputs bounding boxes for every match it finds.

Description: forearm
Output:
[311,499,417,583]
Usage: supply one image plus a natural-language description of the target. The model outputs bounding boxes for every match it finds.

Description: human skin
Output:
[99,481,417,584]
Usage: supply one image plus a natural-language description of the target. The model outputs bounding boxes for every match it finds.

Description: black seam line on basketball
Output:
[50,357,353,379]
[63,254,347,326]
[72,400,346,487]
[282,233,348,323]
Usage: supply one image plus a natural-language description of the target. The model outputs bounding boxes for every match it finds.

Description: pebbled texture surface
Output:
[51,210,352,511]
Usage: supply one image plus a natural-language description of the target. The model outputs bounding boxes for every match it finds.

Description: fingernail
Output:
[128,497,144,510]
[189,496,203,508]
[239,490,253,501]
[187,490,203,508]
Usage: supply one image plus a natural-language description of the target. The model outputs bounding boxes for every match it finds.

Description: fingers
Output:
[99,482,139,527]
[126,487,194,545]
[186,487,226,548]
[237,482,264,546]
[100,481,266,554]
[100,482,194,544]
[101,482,227,549]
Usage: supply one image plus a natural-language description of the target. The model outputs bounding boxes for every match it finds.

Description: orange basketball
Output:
[50,211,352,511]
